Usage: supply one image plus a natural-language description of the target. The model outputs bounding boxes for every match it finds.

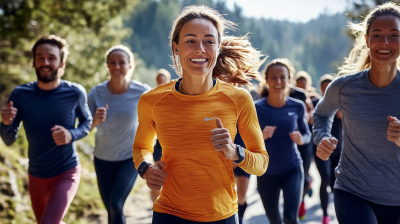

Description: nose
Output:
[381,35,389,45]
[195,42,205,53]
[43,58,50,65]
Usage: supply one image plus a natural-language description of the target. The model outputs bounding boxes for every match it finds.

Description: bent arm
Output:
[313,80,341,145]
[236,92,269,176]
[132,94,156,169]
[69,87,92,141]
[0,92,22,146]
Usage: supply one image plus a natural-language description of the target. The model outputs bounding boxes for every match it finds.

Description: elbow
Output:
[254,155,269,177]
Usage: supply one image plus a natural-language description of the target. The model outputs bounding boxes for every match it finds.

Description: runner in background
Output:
[88,45,150,224]
[314,2,400,223]
[257,58,310,224]
[289,71,315,220]
[151,68,171,203]
[132,5,269,223]
[0,35,92,224]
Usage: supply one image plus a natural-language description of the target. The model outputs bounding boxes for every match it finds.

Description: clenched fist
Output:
[1,101,17,126]
[91,104,108,130]
[210,118,239,161]
[387,116,400,147]
[316,137,338,161]
[262,126,276,140]
[51,125,72,146]
[289,131,304,145]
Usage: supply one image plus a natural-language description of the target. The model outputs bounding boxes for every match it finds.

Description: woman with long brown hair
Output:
[132,5,269,223]
[314,2,400,223]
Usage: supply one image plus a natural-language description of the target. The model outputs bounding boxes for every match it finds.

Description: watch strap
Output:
[138,161,150,179]
[234,144,245,163]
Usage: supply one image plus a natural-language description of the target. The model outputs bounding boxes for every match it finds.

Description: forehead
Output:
[370,15,400,31]
[35,43,60,56]
[179,18,218,38]
[107,51,129,61]
[268,65,289,75]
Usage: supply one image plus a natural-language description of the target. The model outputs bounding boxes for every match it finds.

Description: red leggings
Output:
[28,165,81,224]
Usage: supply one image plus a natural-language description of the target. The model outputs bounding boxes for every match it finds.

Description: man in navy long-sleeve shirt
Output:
[0,35,92,224]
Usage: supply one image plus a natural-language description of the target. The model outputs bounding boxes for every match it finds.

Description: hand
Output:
[211,118,239,161]
[143,161,168,190]
[387,116,400,147]
[289,131,304,145]
[51,125,73,146]
[93,104,108,127]
[262,126,276,140]
[316,137,338,161]
[1,101,17,126]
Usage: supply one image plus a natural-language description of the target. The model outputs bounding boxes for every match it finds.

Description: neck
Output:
[369,60,398,88]
[37,79,61,90]
[266,92,286,108]
[108,77,129,94]
[180,72,213,95]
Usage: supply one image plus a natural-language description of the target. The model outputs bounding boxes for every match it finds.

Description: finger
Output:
[50,125,62,131]
[211,128,228,135]
[388,125,400,132]
[322,139,336,149]
[148,183,162,190]
[389,122,400,129]
[316,151,329,161]
[330,137,338,146]
[151,173,167,183]
[210,133,230,141]
[387,130,400,138]
[216,118,224,129]
[388,116,398,122]
[211,139,230,147]
[156,161,167,170]
[105,104,108,110]
[273,126,277,130]
[149,176,166,186]
[7,101,13,108]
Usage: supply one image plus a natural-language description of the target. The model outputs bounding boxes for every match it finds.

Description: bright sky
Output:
[224,0,350,23]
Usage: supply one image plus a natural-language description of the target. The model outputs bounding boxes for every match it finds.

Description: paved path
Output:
[125,162,338,224]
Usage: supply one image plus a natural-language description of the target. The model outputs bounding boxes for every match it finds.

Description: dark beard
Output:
[35,66,59,83]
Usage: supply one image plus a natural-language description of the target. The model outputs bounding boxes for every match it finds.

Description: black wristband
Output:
[138,161,150,179]
[234,144,246,163]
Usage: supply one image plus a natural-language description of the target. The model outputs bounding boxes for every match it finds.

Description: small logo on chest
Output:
[288,112,295,116]
[205,117,218,121]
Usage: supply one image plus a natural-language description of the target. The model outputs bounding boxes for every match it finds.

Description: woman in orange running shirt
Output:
[132,5,269,224]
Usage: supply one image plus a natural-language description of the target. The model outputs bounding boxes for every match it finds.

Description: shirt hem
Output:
[153,205,237,222]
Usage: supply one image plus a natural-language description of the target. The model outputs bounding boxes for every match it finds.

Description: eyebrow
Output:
[184,34,216,37]
[36,53,57,57]
[371,29,400,32]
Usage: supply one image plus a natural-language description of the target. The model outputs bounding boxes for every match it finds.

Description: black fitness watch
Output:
[234,144,246,163]
[138,161,150,179]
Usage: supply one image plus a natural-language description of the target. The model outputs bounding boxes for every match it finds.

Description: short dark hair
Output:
[32,35,69,65]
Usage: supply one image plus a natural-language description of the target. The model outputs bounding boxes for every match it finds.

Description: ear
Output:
[364,34,370,48]
[59,61,66,69]
[172,41,179,55]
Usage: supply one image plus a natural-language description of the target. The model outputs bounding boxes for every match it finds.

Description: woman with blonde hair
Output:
[313,2,400,223]
[132,5,269,223]
[88,45,150,224]
[257,58,310,224]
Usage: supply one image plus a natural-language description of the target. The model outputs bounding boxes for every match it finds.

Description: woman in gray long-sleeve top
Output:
[313,2,400,224]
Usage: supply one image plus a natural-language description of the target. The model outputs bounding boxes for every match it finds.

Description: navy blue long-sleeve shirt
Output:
[255,97,311,175]
[0,80,92,178]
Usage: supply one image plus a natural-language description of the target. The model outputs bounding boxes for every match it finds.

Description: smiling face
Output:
[365,15,400,66]
[172,18,219,77]
[34,43,64,83]
[107,51,131,80]
[296,78,307,90]
[266,65,289,95]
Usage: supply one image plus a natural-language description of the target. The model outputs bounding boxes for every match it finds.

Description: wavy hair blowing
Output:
[338,2,400,76]
[105,45,135,81]
[170,5,266,85]
[259,58,296,97]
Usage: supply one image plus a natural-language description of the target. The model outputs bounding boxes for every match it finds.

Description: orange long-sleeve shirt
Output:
[132,79,268,222]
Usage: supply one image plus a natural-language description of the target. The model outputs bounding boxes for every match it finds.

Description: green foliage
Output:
[0,0,140,104]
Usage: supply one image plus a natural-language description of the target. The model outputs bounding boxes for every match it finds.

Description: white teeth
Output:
[378,50,391,53]
[191,58,207,62]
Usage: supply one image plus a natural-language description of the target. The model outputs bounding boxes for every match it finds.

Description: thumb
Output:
[388,116,398,122]
[330,137,338,145]
[216,118,224,129]
[273,126,277,130]
[7,101,13,107]
[50,125,61,131]
[156,161,167,170]
[105,104,108,110]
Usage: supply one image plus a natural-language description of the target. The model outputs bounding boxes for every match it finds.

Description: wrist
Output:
[234,144,246,163]
[138,161,151,179]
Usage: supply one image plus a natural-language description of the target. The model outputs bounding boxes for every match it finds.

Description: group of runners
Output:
[1,2,400,224]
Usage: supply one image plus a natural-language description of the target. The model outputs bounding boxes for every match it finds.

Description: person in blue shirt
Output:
[256,58,311,224]
[0,35,92,224]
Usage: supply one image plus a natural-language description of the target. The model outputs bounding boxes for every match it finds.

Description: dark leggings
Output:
[152,211,238,224]
[335,189,400,224]
[94,157,138,224]
[298,142,312,194]
[257,167,304,224]
[313,148,341,216]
